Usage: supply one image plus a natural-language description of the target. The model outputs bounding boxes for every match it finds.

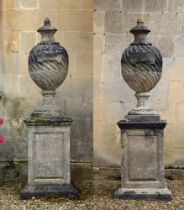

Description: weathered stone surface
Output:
[81,0,93,9]
[105,33,126,44]
[174,35,184,58]
[94,0,120,10]
[103,55,122,80]
[2,10,36,31]
[105,11,121,33]
[94,10,105,33]
[169,81,184,103]
[128,135,158,180]
[167,0,184,13]
[76,54,93,76]
[157,36,174,58]
[20,0,38,9]
[21,118,77,199]
[3,31,19,53]
[68,11,93,32]
[145,0,167,12]
[149,14,177,36]
[122,0,143,12]
[64,32,93,54]
[94,34,104,53]
[20,32,36,53]
[114,120,171,200]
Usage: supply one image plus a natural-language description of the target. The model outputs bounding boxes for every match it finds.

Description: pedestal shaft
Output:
[114,120,171,200]
[20,119,78,199]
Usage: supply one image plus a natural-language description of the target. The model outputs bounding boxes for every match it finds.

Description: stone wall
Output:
[94,0,184,168]
[0,0,93,181]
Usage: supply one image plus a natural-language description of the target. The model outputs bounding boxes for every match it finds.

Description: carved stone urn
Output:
[28,18,68,118]
[121,18,162,119]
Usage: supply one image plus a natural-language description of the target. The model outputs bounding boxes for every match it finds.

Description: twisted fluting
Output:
[29,42,68,90]
[121,43,162,93]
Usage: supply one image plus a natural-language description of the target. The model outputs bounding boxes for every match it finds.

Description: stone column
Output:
[20,19,78,199]
[114,19,171,200]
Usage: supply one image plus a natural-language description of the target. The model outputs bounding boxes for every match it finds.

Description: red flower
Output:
[0,119,3,125]
[0,137,4,143]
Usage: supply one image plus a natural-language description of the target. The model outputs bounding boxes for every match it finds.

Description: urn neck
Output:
[37,18,57,43]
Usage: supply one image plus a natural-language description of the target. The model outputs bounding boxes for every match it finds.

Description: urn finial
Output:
[137,17,144,24]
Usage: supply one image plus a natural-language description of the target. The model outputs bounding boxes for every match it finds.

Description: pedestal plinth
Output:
[114,116,171,200]
[20,117,78,199]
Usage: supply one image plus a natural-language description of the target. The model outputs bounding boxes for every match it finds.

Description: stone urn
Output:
[28,18,69,118]
[121,18,162,118]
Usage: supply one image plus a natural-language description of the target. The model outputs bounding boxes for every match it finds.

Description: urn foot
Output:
[127,92,158,117]
[31,90,63,119]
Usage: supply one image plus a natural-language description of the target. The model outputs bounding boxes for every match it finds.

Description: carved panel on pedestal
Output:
[128,135,158,181]
[33,132,64,179]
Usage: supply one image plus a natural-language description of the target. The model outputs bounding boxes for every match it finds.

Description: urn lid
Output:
[37,18,57,42]
[38,18,57,33]
[130,18,151,34]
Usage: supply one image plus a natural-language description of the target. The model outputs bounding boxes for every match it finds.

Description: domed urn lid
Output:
[130,18,150,34]
[37,18,57,42]
[129,18,151,45]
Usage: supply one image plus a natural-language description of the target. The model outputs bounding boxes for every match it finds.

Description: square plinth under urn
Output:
[114,116,172,201]
[20,118,78,200]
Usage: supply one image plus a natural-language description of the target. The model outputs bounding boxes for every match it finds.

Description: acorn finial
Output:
[137,18,144,26]
[44,18,51,27]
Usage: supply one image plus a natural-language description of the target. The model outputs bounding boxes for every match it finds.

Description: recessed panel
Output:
[128,135,158,181]
[33,132,64,179]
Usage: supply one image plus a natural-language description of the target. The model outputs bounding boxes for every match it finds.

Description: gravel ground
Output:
[0,175,184,210]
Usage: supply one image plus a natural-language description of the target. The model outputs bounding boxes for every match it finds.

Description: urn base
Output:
[127,92,159,116]
[125,113,160,122]
[31,90,64,119]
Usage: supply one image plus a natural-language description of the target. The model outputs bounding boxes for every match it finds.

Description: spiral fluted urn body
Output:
[28,18,68,91]
[121,19,162,93]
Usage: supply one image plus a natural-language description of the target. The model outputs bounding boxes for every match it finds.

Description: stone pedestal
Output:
[20,118,78,199]
[114,117,171,200]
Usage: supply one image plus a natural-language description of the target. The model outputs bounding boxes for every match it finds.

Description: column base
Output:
[114,188,172,201]
[20,184,79,200]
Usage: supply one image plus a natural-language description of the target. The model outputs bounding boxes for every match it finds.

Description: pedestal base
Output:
[21,117,76,199]
[114,188,172,200]
[20,184,79,200]
[115,116,172,200]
